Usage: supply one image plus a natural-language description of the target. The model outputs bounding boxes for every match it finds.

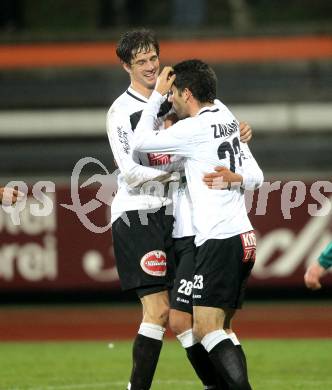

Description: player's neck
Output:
[190,101,214,117]
[130,81,154,99]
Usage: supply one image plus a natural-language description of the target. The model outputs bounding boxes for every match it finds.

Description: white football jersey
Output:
[172,176,195,238]
[172,99,263,239]
[132,91,264,246]
[107,87,183,223]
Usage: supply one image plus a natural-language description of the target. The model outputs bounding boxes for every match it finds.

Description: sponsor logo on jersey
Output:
[240,230,256,262]
[140,250,167,276]
[117,126,130,154]
[147,153,171,166]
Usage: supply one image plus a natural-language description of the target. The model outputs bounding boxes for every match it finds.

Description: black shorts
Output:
[170,236,196,314]
[192,231,256,309]
[111,207,175,297]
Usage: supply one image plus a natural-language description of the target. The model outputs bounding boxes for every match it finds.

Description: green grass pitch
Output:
[0,339,331,390]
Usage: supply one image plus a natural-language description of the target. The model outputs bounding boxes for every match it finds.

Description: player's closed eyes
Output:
[134,56,158,66]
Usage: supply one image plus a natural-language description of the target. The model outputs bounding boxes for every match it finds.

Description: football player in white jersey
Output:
[132,61,263,390]
[107,29,254,390]
[168,121,258,390]
[107,30,181,390]
[168,120,261,390]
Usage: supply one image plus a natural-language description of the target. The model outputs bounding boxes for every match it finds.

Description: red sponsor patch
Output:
[140,250,167,276]
[240,230,256,262]
[147,153,171,166]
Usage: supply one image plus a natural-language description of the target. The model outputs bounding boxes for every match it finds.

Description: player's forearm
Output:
[124,163,173,188]
[157,156,185,174]
[132,91,164,151]
[108,128,171,188]
[240,143,264,190]
[241,168,264,190]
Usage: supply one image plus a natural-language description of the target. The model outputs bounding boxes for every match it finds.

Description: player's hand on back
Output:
[203,167,243,190]
[239,121,252,143]
[155,66,176,96]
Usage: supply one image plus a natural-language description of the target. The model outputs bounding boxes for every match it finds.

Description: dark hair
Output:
[172,59,217,103]
[116,29,160,65]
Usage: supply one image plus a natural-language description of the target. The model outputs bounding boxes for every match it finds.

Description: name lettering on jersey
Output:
[240,230,256,262]
[176,297,190,304]
[117,126,130,154]
[213,120,238,139]
[147,153,171,166]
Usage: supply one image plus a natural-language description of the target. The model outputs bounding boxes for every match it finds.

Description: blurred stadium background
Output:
[0,1,332,388]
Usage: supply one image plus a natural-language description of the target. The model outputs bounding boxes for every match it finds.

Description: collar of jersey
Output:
[196,104,219,116]
[126,87,149,103]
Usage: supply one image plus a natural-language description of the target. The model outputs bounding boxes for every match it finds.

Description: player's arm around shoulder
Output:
[232,121,263,190]
[238,120,264,189]
[107,106,174,187]
[134,114,195,155]
[239,142,264,190]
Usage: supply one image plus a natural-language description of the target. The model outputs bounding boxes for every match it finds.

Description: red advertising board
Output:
[0,181,331,291]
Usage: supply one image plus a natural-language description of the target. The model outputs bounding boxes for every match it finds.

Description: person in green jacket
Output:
[304,242,332,290]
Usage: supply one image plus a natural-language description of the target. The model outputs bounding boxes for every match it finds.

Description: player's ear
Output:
[122,62,131,74]
[183,88,192,102]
